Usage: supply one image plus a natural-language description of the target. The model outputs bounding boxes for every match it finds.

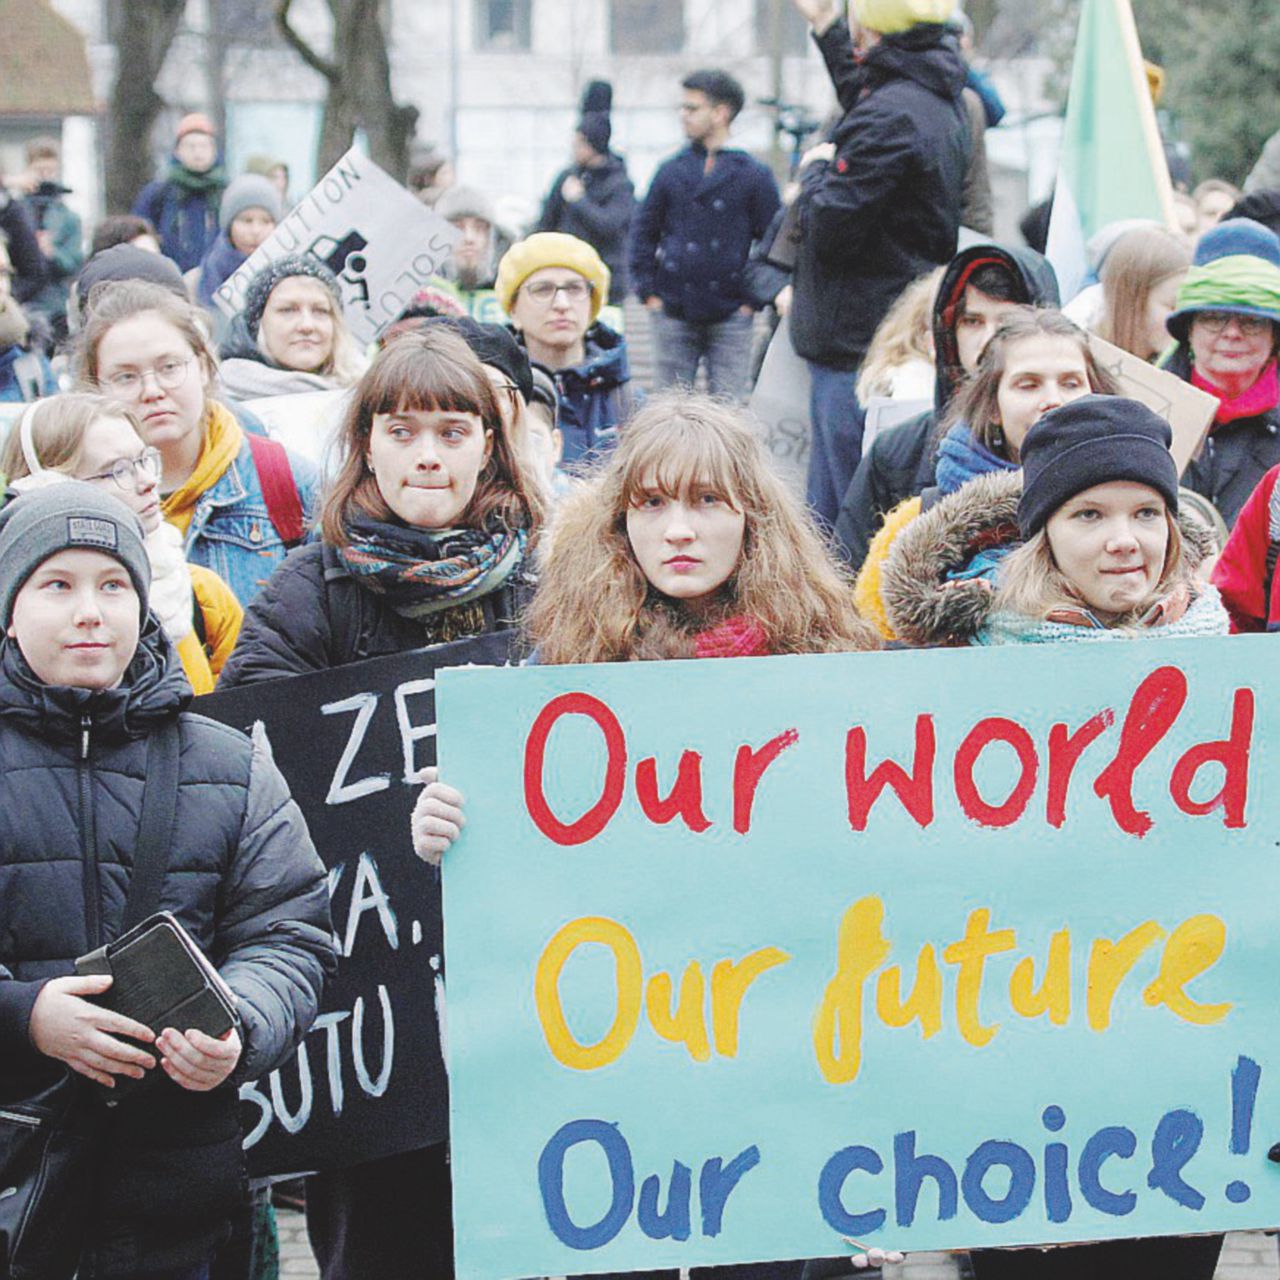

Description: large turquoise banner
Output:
[438,638,1280,1278]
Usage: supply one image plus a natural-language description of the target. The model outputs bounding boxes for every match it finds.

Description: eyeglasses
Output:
[522,279,592,305]
[1193,311,1273,337]
[82,447,162,493]
[100,356,195,398]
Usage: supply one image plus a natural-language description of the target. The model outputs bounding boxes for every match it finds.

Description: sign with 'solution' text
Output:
[439,637,1280,1278]
[213,148,459,345]
[198,632,514,1177]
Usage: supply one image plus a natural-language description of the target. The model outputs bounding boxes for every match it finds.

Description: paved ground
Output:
[275,1209,1279,1279]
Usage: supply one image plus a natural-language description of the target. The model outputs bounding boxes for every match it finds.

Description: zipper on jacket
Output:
[78,714,102,948]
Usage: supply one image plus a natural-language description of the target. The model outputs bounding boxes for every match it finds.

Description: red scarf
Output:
[694,615,770,659]
[1191,359,1280,426]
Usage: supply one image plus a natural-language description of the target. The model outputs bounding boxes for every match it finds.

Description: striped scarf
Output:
[338,514,526,621]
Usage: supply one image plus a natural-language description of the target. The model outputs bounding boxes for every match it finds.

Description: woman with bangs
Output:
[412,393,877,1280]
[218,326,540,1280]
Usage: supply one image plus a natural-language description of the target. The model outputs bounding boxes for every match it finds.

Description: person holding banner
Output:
[75,280,318,606]
[218,326,541,1280]
[0,481,333,1280]
[219,255,367,400]
[0,393,243,694]
[1158,218,1280,528]
[414,391,877,1277]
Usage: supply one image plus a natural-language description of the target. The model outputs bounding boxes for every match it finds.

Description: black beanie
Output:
[432,316,534,404]
[242,254,343,339]
[577,80,613,157]
[1018,395,1179,539]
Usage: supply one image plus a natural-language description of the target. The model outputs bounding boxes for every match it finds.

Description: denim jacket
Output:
[182,435,319,606]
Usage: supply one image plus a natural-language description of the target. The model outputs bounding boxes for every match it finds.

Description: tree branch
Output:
[274,0,340,82]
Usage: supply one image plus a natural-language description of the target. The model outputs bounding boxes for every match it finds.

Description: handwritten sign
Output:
[1088,335,1218,475]
[198,633,513,1176]
[439,638,1280,1278]
[213,148,460,346]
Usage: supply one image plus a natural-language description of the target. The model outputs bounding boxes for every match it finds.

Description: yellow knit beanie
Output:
[851,0,958,34]
[495,233,611,322]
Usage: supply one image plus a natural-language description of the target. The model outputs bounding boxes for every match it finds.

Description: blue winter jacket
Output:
[0,343,58,401]
[183,429,320,606]
[629,143,780,322]
[548,322,641,468]
[133,163,226,272]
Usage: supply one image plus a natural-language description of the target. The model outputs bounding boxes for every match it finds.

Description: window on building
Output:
[475,0,532,51]
[610,0,684,55]
[754,0,811,56]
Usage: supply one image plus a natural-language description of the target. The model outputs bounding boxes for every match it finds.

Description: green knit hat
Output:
[1166,218,1280,343]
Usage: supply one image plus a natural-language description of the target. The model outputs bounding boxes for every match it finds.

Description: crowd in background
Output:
[3,0,1280,1277]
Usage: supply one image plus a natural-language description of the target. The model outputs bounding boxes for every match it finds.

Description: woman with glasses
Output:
[218,255,368,399]
[1157,218,1280,527]
[0,393,243,693]
[74,279,318,606]
[496,232,639,468]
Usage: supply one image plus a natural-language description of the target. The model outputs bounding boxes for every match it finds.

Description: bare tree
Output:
[275,0,419,180]
[104,0,187,213]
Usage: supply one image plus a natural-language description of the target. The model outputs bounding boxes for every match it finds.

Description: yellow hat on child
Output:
[851,0,958,34]
[496,233,611,323]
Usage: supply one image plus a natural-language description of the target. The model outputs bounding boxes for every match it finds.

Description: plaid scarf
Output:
[338,514,527,621]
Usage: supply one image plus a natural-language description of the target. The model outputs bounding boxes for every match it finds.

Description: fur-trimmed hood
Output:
[881,470,1219,647]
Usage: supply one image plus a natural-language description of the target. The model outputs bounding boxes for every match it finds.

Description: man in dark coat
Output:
[538,80,636,303]
[834,241,1061,567]
[788,0,970,524]
[132,113,227,272]
[630,68,780,402]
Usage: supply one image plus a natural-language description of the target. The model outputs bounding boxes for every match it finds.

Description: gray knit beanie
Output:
[242,254,343,338]
[220,173,283,229]
[0,483,151,626]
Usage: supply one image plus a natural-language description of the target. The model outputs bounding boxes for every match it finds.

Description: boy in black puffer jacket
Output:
[0,483,334,1280]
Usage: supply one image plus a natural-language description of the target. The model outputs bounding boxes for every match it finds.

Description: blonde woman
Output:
[0,393,242,691]
[855,266,943,404]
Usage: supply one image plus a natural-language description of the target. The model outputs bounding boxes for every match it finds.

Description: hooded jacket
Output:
[0,621,333,1276]
[834,242,1061,567]
[539,322,640,468]
[790,20,970,370]
[879,469,1221,647]
[537,153,636,303]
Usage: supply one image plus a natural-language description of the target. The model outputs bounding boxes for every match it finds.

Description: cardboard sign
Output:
[747,314,811,496]
[1087,335,1218,475]
[439,638,1280,1278]
[198,633,514,1176]
[213,149,460,346]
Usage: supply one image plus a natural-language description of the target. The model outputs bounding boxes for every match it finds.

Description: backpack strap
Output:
[246,432,306,548]
[121,721,182,933]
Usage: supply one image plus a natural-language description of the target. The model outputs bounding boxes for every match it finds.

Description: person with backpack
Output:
[0,481,333,1280]
[75,281,317,606]
[0,393,243,693]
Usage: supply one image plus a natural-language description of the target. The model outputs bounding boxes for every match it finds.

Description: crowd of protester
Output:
[2,0,1280,1277]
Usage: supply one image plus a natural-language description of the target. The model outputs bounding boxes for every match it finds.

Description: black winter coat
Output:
[537,154,636,303]
[1163,345,1280,529]
[219,541,532,686]
[790,20,970,370]
[0,623,333,1277]
[833,241,1061,566]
